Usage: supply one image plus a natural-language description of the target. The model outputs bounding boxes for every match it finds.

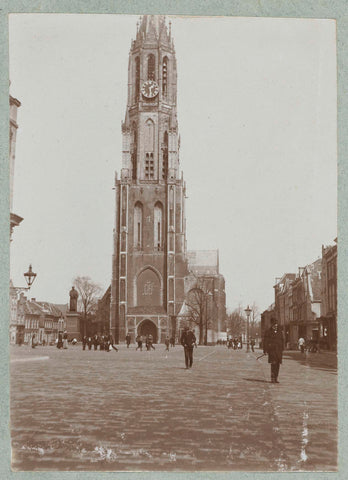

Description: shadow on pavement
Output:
[242,378,270,383]
[283,351,337,373]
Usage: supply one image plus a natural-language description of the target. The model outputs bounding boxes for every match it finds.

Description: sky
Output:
[9,14,337,314]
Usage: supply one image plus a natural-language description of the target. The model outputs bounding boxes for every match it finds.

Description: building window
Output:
[131,124,137,180]
[135,57,140,101]
[134,202,143,249]
[154,202,163,250]
[145,153,154,179]
[162,131,168,179]
[162,56,168,96]
[148,54,155,80]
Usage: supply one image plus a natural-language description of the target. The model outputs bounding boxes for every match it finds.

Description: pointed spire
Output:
[137,15,169,45]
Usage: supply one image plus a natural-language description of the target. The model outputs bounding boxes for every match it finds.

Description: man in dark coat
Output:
[263,318,284,383]
[180,327,196,369]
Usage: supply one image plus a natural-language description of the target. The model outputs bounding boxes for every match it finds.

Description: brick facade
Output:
[109,16,226,344]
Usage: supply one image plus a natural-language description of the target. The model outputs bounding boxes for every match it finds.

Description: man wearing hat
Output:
[263,318,284,383]
[180,326,196,369]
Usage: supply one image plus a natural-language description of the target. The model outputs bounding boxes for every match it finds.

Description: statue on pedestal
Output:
[69,286,78,312]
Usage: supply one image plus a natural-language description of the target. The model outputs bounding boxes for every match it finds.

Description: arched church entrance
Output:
[138,319,158,343]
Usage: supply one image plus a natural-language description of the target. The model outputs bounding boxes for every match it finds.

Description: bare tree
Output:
[250,302,260,339]
[73,276,102,336]
[186,282,216,345]
[226,304,245,338]
[186,287,205,345]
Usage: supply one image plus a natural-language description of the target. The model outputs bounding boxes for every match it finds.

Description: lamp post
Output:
[204,291,213,345]
[244,305,252,352]
[11,264,37,293]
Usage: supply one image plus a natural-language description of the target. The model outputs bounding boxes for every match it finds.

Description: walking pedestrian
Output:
[250,338,255,352]
[125,332,131,348]
[165,336,170,351]
[57,332,63,349]
[82,335,87,350]
[180,326,196,369]
[63,330,68,349]
[148,334,155,350]
[105,332,118,352]
[170,336,175,347]
[298,337,305,354]
[136,334,143,351]
[87,336,92,350]
[93,334,99,351]
[31,334,37,349]
[263,318,284,383]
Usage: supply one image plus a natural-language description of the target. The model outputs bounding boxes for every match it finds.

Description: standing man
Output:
[125,332,131,348]
[164,336,170,351]
[263,318,284,383]
[180,326,196,369]
[148,333,155,350]
[63,330,68,349]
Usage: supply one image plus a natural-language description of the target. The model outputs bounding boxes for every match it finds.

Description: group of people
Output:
[56,330,69,349]
[82,333,118,352]
[298,336,320,353]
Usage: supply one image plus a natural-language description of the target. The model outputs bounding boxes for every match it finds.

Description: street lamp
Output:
[244,305,252,352]
[58,316,65,333]
[205,291,213,346]
[11,264,37,293]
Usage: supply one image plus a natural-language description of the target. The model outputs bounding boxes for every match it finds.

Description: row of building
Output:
[261,240,337,351]
[10,293,68,345]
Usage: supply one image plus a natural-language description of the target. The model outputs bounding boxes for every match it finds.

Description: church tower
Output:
[110,15,188,343]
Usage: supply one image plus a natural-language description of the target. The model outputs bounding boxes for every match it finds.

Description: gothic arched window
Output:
[134,202,143,249]
[162,131,168,179]
[132,123,137,180]
[147,54,155,80]
[144,119,155,180]
[162,56,168,96]
[154,202,163,250]
[135,57,140,101]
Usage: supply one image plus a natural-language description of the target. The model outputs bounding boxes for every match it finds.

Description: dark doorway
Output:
[138,319,158,343]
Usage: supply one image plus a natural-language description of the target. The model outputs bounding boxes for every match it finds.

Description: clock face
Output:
[141,80,159,99]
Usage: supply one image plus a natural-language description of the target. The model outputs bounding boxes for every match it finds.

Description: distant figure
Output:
[125,333,131,348]
[63,330,68,349]
[31,334,37,349]
[147,334,155,350]
[69,286,79,312]
[165,336,170,351]
[180,327,196,369]
[263,318,284,383]
[71,338,77,345]
[170,336,175,347]
[87,336,92,350]
[57,332,63,349]
[105,332,118,352]
[93,334,99,351]
[136,335,143,351]
[82,336,87,350]
[250,338,255,352]
[298,337,305,354]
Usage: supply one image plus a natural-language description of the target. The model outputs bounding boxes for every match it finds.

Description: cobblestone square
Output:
[10,344,337,471]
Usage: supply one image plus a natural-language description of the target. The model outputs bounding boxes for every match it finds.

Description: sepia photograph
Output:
[8,13,337,471]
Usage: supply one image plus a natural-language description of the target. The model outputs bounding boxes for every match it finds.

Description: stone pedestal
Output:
[65,312,80,340]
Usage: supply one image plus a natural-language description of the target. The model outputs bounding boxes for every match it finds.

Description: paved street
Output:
[10,344,337,471]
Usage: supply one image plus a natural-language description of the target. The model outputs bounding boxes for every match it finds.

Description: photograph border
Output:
[1,1,346,479]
